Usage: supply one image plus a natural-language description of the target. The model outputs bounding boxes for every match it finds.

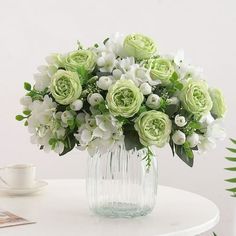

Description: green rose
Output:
[106,79,143,117]
[210,88,227,118]
[51,70,82,105]
[145,58,174,83]
[64,50,96,72]
[123,34,157,60]
[134,110,172,147]
[179,79,213,115]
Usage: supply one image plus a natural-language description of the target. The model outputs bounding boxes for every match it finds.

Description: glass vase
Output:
[86,143,158,218]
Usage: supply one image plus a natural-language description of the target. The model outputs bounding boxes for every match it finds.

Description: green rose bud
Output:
[134,110,172,147]
[179,79,213,115]
[106,79,143,117]
[51,70,82,105]
[64,49,96,72]
[123,34,157,60]
[210,88,227,118]
[145,58,174,83]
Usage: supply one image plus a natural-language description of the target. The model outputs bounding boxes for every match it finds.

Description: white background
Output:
[0,0,235,235]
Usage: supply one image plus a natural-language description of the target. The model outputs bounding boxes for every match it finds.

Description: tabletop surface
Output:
[0,179,219,236]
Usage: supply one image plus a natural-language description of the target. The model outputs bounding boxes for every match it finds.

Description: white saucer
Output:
[0,180,48,196]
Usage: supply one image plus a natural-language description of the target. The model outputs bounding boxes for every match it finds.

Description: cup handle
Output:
[0,167,8,186]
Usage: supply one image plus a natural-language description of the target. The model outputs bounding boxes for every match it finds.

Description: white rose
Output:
[140,82,152,95]
[187,132,200,148]
[70,99,83,111]
[96,76,113,90]
[146,94,161,109]
[87,93,104,106]
[175,115,187,127]
[61,111,74,124]
[172,130,186,145]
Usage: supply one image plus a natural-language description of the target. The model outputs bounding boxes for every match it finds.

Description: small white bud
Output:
[167,97,179,105]
[113,69,122,79]
[54,141,64,154]
[76,113,86,124]
[54,111,63,120]
[97,57,105,67]
[70,99,83,111]
[140,82,152,95]
[96,76,113,90]
[175,115,187,127]
[61,111,74,124]
[172,130,186,145]
[187,132,200,148]
[56,128,66,139]
[146,94,161,109]
[87,93,104,106]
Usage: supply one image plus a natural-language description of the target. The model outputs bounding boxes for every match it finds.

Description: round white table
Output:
[0,179,219,236]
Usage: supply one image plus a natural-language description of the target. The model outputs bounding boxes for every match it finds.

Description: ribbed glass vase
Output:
[86,143,158,218]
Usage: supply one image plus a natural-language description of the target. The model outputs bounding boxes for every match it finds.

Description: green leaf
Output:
[226,187,236,193]
[24,82,31,91]
[225,178,236,183]
[171,72,178,81]
[116,116,131,126]
[15,115,24,121]
[227,148,236,153]
[77,66,89,85]
[169,140,175,156]
[97,101,108,113]
[137,105,148,115]
[49,138,57,149]
[124,130,143,151]
[175,144,194,167]
[165,104,179,117]
[230,138,236,145]
[23,110,31,115]
[103,37,109,45]
[225,167,236,171]
[183,142,194,159]
[24,120,28,126]
[94,43,99,48]
[225,157,236,162]
[59,135,76,156]
[213,233,217,236]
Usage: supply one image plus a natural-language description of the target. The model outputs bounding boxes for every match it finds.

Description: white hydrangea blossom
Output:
[34,54,64,91]
[74,114,123,155]
[166,50,204,81]
[198,119,226,154]
[27,95,65,154]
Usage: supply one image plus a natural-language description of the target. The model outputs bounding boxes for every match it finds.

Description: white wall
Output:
[0,0,235,235]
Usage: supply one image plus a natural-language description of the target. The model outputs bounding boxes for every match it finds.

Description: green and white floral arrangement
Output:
[16,33,227,167]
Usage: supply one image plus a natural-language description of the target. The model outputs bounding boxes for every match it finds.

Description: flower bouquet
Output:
[16,33,226,217]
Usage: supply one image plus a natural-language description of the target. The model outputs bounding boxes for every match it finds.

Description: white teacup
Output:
[0,164,36,189]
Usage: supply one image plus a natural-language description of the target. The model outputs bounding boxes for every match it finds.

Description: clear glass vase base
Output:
[92,202,152,218]
[87,143,158,218]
